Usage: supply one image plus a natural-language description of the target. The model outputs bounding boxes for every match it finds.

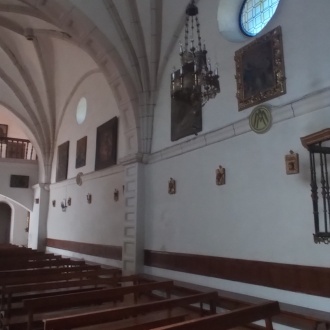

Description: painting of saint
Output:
[95,117,118,171]
[56,141,69,182]
[76,136,87,169]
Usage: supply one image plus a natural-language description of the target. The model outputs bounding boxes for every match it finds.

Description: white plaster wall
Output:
[146,0,330,317]
[47,71,126,256]
[148,0,330,263]
[146,106,330,265]
[0,197,29,246]
[53,71,125,182]
[47,167,124,247]
[152,0,330,151]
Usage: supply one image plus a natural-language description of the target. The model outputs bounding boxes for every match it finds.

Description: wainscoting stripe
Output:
[46,238,122,260]
[144,250,330,298]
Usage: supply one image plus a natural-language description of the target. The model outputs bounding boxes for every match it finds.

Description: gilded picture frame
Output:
[235,26,286,111]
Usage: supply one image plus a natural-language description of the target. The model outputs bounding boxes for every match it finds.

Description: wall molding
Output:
[144,249,330,298]
[46,238,122,260]
[148,86,330,164]
[50,164,124,189]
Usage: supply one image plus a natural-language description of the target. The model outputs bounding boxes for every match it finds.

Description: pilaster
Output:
[120,154,146,274]
[28,183,50,250]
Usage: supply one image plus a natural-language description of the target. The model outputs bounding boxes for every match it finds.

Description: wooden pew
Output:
[1,275,140,319]
[43,292,218,330]
[151,301,280,330]
[0,267,121,311]
[0,264,102,279]
[0,258,85,271]
[0,249,43,256]
[22,280,174,330]
[0,254,61,263]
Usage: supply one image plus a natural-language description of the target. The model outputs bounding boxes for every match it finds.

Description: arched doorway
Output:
[0,202,11,243]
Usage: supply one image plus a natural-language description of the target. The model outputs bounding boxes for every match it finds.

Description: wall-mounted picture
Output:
[285,150,299,175]
[95,117,118,171]
[168,177,176,195]
[56,141,70,182]
[10,175,29,188]
[235,26,286,111]
[0,124,8,139]
[75,136,87,169]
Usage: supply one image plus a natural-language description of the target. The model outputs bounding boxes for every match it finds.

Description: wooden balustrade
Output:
[0,137,36,160]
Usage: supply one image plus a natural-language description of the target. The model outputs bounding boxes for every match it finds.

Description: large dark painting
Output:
[235,26,286,111]
[10,175,29,188]
[76,136,87,169]
[171,62,202,141]
[56,141,69,182]
[95,117,118,171]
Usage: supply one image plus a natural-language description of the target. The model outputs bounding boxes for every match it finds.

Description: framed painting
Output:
[75,136,87,169]
[10,175,29,188]
[171,62,202,141]
[56,141,69,182]
[0,124,8,139]
[235,26,286,111]
[95,117,118,171]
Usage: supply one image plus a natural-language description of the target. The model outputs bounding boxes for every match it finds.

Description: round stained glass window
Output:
[240,0,280,37]
[76,97,87,124]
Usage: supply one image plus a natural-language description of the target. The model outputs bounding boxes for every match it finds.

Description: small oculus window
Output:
[76,97,87,124]
[240,0,280,37]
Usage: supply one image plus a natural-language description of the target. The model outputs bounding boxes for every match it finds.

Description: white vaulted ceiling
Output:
[0,0,193,181]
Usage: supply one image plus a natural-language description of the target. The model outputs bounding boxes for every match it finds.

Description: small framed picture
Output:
[168,178,176,195]
[0,124,8,138]
[285,150,299,175]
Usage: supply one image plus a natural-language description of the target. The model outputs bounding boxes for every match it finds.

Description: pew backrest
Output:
[150,301,280,330]
[43,291,218,330]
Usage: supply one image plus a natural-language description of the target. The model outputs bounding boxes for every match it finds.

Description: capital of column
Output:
[119,152,148,166]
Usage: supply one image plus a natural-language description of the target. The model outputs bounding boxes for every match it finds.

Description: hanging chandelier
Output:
[171,0,220,107]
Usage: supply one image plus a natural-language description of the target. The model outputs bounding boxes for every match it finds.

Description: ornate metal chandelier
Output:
[171,0,220,107]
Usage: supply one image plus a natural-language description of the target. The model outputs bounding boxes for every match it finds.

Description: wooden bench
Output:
[151,301,280,330]
[21,280,174,330]
[167,276,330,330]
[1,274,139,323]
[0,267,121,309]
[0,249,43,256]
[43,291,218,330]
[0,264,103,279]
[0,258,85,271]
[0,254,61,263]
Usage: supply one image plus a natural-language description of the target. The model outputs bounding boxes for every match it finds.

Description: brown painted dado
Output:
[46,238,122,260]
[44,241,330,298]
[144,250,330,298]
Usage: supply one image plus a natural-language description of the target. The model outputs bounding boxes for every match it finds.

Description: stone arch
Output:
[36,1,140,157]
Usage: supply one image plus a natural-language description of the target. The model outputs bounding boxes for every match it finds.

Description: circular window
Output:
[76,97,87,124]
[240,0,280,37]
